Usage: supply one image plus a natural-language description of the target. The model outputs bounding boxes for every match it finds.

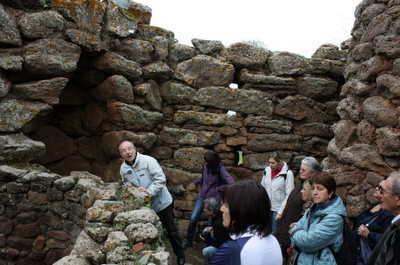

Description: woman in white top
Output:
[261,152,294,233]
[208,180,282,265]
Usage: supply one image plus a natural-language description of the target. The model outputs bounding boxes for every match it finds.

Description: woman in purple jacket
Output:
[183,150,235,249]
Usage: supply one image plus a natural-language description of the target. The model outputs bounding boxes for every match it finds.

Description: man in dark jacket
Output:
[199,198,231,261]
[274,157,320,263]
[367,171,400,265]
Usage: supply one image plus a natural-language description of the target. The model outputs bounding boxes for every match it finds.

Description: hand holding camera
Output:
[199,227,212,241]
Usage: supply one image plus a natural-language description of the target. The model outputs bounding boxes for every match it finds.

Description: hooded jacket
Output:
[120,152,172,213]
[291,194,347,265]
[261,162,294,214]
[194,163,234,201]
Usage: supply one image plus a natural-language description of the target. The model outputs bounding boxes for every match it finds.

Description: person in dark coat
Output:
[366,172,400,265]
[353,180,394,264]
[274,157,320,264]
[200,198,231,261]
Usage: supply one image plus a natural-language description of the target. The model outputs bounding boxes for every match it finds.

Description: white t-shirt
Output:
[231,231,283,265]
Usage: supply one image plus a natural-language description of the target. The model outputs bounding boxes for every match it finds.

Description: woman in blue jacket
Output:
[183,150,235,249]
[290,171,346,265]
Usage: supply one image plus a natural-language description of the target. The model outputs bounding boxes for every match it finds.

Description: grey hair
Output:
[204,198,220,213]
[301,157,320,173]
[118,140,135,151]
[388,171,400,195]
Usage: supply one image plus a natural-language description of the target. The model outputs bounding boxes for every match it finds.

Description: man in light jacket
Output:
[119,140,185,265]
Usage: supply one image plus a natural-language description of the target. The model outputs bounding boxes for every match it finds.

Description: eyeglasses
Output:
[299,167,308,172]
[378,185,398,196]
[120,147,134,154]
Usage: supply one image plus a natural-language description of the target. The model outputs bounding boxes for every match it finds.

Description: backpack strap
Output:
[227,237,252,265]
[227,240,240,265]
[316,215,344,260]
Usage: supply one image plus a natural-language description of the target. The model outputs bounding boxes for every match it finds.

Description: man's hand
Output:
[275,214,282,220]
[138,187,149,194]
[126,183,133,187]
[358,224,370,239]
[204,227,213,232]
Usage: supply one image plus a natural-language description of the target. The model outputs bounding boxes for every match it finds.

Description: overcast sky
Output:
[136,0,362,57]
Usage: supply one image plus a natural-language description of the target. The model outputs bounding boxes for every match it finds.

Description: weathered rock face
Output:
[0,0,345,193]
[1,0,400,262]
[0,165,169,265]
[323,0,400,217]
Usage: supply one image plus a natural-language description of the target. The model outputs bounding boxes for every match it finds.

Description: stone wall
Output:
[322,0,400,217]
[0,0,346,202]
[2,0,400,262]
[0,165,170,265]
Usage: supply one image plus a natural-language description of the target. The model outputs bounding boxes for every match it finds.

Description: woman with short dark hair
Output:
[290,172,347,265]
[208,180,282,265]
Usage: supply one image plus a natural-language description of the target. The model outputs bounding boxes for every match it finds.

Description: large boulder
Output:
[12,77,68,105]
[89,75,134,104]
[174,55,235,88]
[363,96,397,128]
[0,134,45,163]
[339,144,393,176]
[194,87,274,115]
[0,3,22,46]
[268,52,312,76]
[0,99,52,133]
[91,52,142,81]
[19,10,64,39]
[23,39,81,76]
[160,127,220,146]
[106,102,163,131]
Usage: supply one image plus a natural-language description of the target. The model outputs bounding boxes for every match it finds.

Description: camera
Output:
[200,229,210,239]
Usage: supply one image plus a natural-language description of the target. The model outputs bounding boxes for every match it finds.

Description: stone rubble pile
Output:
[0,165,170,264]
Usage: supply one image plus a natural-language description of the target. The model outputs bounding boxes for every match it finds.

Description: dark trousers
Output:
[157,203,184,258]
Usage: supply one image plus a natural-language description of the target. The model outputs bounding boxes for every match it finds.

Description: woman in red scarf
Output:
[261,152,294,233]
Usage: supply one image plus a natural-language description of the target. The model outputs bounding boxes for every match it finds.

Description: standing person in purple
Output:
[183,150,235,249]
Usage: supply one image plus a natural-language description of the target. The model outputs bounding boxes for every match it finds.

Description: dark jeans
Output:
[157,203,184,258]
[185,198,204,243]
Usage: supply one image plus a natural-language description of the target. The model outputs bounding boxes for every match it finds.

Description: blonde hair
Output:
[303,180,313,201]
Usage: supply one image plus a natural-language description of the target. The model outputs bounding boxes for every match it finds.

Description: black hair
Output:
[221,180,272,237]
[204,150,221,173]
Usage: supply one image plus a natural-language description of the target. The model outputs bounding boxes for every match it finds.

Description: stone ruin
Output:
[0,165,170,264]
[0,0,400,263]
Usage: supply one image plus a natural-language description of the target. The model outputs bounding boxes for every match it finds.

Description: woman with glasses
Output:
[290,171,346,265]
[352,181,394,265]
[261,152,294,234]
[274,157,320,264]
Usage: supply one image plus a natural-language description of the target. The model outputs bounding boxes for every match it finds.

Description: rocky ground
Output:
[164,236,206,265]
